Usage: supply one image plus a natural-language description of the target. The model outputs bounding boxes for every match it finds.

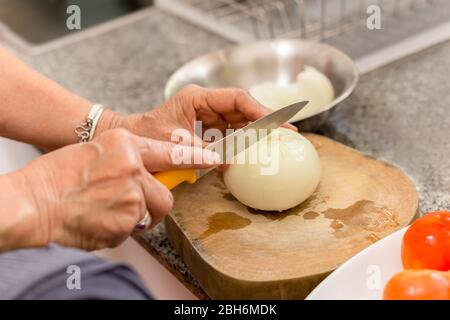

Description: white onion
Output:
[249,66,335,122]
[223,128,321,211]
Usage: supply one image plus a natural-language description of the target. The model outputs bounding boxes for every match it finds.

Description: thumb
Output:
[134,136,221,172]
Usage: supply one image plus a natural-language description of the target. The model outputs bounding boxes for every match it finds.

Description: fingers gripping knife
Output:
[155,101,308,188]
[136,101,308,230]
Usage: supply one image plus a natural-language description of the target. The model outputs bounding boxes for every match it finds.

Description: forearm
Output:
[0,46,118,149]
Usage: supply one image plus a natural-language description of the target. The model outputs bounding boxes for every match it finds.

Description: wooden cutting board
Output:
[165,133,419,299]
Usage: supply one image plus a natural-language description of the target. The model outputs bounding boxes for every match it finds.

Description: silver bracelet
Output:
[74,104,105,143]
[75,104,151,231]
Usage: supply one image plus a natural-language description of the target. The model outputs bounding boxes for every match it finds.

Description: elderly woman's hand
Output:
[1,129,219,251]
[111,85,297,145]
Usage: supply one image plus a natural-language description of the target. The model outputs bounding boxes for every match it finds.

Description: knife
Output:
[153,101,309,190]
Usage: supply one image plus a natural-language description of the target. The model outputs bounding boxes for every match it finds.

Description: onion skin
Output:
[223,128,321,211]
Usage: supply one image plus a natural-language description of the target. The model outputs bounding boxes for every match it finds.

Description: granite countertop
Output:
[5,9,231,114]
[2,7,449,295]
[321,43,450,214]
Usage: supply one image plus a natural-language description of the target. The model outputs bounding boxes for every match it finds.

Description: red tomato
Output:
[383,270,450,300]
[402,210,450,271]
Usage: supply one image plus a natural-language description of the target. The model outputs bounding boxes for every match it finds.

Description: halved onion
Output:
[224,128,321,211]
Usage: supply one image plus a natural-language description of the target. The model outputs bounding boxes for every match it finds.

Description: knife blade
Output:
[153,100,309,190]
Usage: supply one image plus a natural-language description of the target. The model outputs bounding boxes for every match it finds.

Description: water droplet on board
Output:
[323,200,399,238]
[330,219,345,230]
[303,211,320,220]
[366,233,381,243]
[198,212,251,240]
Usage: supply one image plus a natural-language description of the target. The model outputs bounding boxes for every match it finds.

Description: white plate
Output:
[306,227,407,300]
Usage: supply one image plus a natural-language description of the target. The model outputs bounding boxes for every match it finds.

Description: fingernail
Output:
[204,150,221,165]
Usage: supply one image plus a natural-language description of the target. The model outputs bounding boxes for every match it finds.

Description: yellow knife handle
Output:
[153,169,197,190]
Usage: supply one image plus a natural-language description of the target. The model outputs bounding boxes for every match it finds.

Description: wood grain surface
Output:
[165,133,419,299]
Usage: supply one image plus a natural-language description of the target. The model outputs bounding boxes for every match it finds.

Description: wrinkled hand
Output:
[11,129,219,251]
[115,85,297,145]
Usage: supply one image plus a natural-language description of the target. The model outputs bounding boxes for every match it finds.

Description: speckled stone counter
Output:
[2,7,449,295]
[320,42,450,214]
[3,9,231,115]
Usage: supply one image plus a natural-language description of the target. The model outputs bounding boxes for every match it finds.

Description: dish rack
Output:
[155,0,450,71]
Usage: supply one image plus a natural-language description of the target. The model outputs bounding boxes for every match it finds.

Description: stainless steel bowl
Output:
[164,39,359,131]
